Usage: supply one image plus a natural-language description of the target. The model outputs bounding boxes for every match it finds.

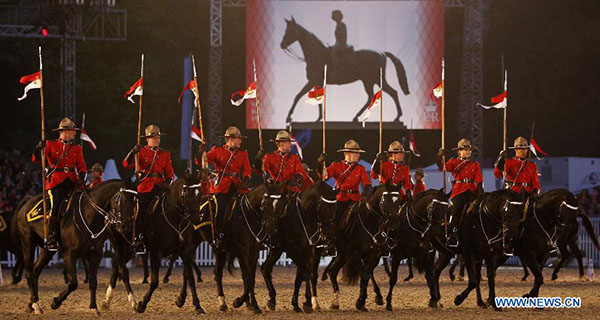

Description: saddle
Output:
[339,202,359,231]
[25,192,76,223]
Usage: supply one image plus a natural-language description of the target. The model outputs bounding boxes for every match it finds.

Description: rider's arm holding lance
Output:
[239,151,252,190]
[360,167,373,199]
[370,151,387,177]
[123,144,142,169]
[75,145,88,185]
[164,151,175,187]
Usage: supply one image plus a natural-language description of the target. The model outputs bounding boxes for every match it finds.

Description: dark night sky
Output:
[0,0,599,175]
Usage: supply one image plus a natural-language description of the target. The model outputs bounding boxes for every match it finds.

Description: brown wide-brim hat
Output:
[337,139,365,153]
[52,117,80,132]
[270,130,295,143]
[91,163,104,172]
[452,138,479,151]
[387,140,410,153]
[509,136,530,149]
[415,168,426,176]
[141,124,166,138]
[220,126,247,139]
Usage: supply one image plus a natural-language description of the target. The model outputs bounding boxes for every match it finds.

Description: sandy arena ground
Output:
[1,263,599,319]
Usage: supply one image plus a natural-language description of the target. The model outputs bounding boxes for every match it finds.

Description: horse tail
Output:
[226,252,235,276]
[341,254,361,285]
[577,212,600,251]
[384,52,410,95]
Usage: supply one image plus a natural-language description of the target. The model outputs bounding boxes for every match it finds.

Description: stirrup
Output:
[44,238,59,252]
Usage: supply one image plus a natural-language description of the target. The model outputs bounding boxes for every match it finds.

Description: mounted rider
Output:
[32,117,88,251]
[198,126,252,251]
[437,138,483,247]
[370,141,412,200]
[317,139,372,255]
[123,124,175,254]
[493,136,541,196]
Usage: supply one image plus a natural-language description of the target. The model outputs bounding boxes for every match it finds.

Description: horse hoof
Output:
[50,297,61,310]
[375,295,384,306]
[311,297,321,310]
[303,302,313,314]
[329,303,339,310]
[449,274,455,281]
[355,300,367,312]
[457,275,464,282]
[142,279,148,284]
[219,304,228,312]
[521,276,528,281]
[232,297,244,308]
[197,277,203,283]
[293,306,302,313]
[26,303,34,313]
[163,277,170,284]
[31,302,43,315]
[253,306,263,314]
[91,308,102,317]
[267,299,276,311]
[522,293,531,298]
[136,301,146,313]
[551,274,558,281]
[478,301,488,309]
[403,276,413,282]
[321,273,328,281]
[101,301,110,310]
[428,300,440,309]
[386,303,393,311]
[175,296,185,308]
[454,295,464,306]
[195,307,206,315]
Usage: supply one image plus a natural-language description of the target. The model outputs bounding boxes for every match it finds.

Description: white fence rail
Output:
[3,217,600,269]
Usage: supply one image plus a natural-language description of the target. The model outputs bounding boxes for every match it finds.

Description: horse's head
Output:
[416,189,451,240]
[107,178,139,237]
[308,181,337,240]
[176,169,204,227]
[260,181,290,235]
[281,16,299,49]
[374,184,404,227]
[495,190,528,253]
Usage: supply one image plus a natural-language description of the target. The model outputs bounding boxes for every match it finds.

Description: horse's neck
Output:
[297,27,326,63]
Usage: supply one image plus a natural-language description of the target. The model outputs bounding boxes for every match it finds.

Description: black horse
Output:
[280,17,410,124]
[1,209,25,284]
[260,180,337,313]
[16,179,137,315]
[325,185,401,311]
[385,189,450,311]
[133,171,206,314]
[141,252,203,284]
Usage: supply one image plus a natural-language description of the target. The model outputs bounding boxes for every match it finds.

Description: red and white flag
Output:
[359,89,382,125]
[529,137,548,160]
[409,133,421,157]
[124,78,143,103]
[230,82,256,106]
[80,129,97,150]
[477,91,507,109]
[432,82,443,99]
[305,86,325,105]
[190,126,203,142]
[178,79,199,106]
[17,71,42,101]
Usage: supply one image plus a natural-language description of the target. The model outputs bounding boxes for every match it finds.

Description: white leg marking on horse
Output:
[104,285,113,305]
[128,293,137,309]
[32,302,43,315]
[218,295,226,307]
[312,296,320,309]
[91,308,102,317]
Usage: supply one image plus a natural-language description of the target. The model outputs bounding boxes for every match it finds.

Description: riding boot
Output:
[324,237,337,257]
[133,234,146,255]
[503,238,514,256]
[214,233,226,251]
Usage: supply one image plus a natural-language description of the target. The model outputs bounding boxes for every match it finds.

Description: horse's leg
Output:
[382,78,403,121]
[520,251,544,298]
[430,251,453,308]
[291,265,304,313]
[310,248,321,310]
[246,248,262,314]
[51,250,77,310]
[260,247,282,311]
[232,252,250,309]
[551,245,569,281]
[385,254,401,311]
[453,254,478,306]
[182,249,205,314]
[214,251,228,311]
[163,254,177,283]
[473,258,485,308]
[485,255,501,310]
[136,253,161,313]
[370,269,384,306]
[448,256,458,281]
[321,256,335,281]
[301,263,313,313]
[286,82,314,124]
[83,258,90,284]
[521,258,530,281]
[175,261,188,308]
[352,82,375,122]
[86,253,102,316]
[11,257,24,284]
[327,254,348,310]
[193,259,203,283]
[356,252,380,312]
[141,253,149,284]
[404,257,414,281]
[571,243,585,278]
[22,235,43,314]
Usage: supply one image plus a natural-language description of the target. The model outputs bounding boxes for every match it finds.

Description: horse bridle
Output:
[160,183,203,241]
[76,187,139,239]
[405,198,449,240]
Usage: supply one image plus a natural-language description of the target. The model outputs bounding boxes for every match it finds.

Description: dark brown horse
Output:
[16,179,137,315]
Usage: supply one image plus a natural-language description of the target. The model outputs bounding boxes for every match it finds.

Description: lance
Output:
[441,58,447,193]
[253,59,264,150]
[135,54,145,175]
[80,113,86,148]
[379,67,383,154]
[528,121,535,163]
[38,46,49,243]
[322,64,328,180]
[191,55,208,169]
[502,68,509,182]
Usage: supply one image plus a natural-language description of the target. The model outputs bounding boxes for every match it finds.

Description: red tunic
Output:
[439,158,482,199]
[206,146,252,194]
[259,151,312,192]
[413,179,426,195]
[370,160,412,196]
[123,146,175,193]
[326,161,371,202]
[494,157,541,194]
[32,139,87,190]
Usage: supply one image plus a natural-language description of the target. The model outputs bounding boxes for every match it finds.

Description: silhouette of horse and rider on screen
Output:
[280,10,410,125]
